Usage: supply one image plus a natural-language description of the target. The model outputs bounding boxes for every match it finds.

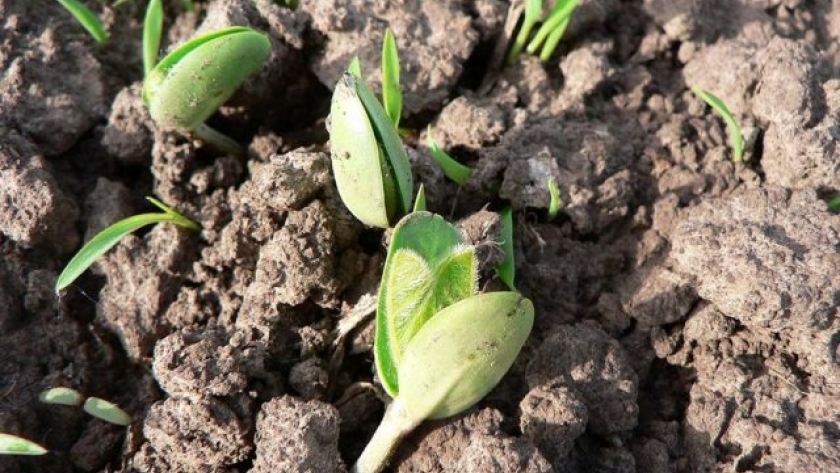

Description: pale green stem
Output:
[352,399,421,473]
[193,123,243,156]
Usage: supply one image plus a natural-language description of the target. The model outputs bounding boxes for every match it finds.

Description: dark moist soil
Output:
[2,0,839,472]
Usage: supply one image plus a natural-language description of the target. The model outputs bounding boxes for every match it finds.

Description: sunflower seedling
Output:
[328,50,413,228]
[507,0,580,64]
[426,128,472,185]
[84,397,132,426]
[143,26,271,155]
[39,387,84,406]
[353,212,534,473]
[55,197,199,294]
[56,0,108,45]
[691,87,744,163]
[0,433,47,456]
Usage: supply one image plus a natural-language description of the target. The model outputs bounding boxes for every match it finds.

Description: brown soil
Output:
[1,0,839,472]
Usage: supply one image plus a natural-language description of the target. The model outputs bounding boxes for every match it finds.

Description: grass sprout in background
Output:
[496,207,516,290]
[56,0,108,45]
[426,128,472,185]
[507,0,580,64]
[0,433,47,456]
[413,184,427,212]
[39,387,84,406]
[143,0,164,76]
[84,397,132,426]
[381,28,402,128]
[691,86,744,163]
[547,177,562,220]
[55,197,199,294]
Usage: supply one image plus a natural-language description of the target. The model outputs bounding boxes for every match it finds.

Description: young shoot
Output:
[496,207,516,290]
[506,0,542,64]
[547,177,562,220]
[827,195,840,212]
[426,127,472,185]
[39,387,84,406]
[56,0,108,45]
[381,28,402,128]
[55,197,199,294]
[84,397,132,426]
[0,433,47,456]
[691,87,744,163]
[413,184,427,213]
[507,0,580,63]
[355,212,534,473]
[143,0,164,76]
[143,27,271,155]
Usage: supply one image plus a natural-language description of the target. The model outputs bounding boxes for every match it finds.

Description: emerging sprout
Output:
[0,433,47,456]
[507,0,581,64]
[39,387,84,406]
[328,72,414,228]
[55,197,199,294]
[496,206,516,290]
[381,28,402,128]
[56,0,108,45]
[547,177,562,220]
[143,0,164,76]
[426,127,472,185]
[84,397,132,426]
[691,86,744,163]
[143,26,271,154]
[413,184,427,212]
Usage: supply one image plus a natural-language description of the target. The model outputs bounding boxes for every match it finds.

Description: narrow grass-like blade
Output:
[427,128,472,185]
[413,184,426,213]
[539,14,571,62]
[39,387,84,406]
[84,397,132,426]
[691,87,744,162]
[527,0,579,57]
[381,28,402,128]
[143,0,164,76]
[0,433,47,455]
[55,198,198,294]
[547,178,561,220]
[496,207,516,290]
[56,0,108,45]
[506,0,543,64]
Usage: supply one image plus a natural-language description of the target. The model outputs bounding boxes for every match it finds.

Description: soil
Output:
[1,0,839,472]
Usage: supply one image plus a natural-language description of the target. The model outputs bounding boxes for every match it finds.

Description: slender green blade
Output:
[354,78,414,217]
[507,0,543,64]
[496,207,516,290]
[413,184,426,212]
[539,14,571,62]
[691,87,744,162]
[381,28,402,128]
[84,397,132,426]
[427,127,472,185]
[347,56,362,78]
[39,387,84,406]
[375,212,476,396]
[0,433,47,455]
[143,0,164,76]
[56,0,108,45]
[527,0,579,57]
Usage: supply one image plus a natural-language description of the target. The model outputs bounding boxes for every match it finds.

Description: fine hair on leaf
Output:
[691,86,745,163]
[426,127,472,185]
[55,197,199,294]
[56,0,109,45]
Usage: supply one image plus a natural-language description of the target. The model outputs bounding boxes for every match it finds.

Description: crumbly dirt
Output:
[1,0,839,472]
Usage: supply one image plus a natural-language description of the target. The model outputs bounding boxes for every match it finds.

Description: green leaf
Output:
[547,177,561,220]
[496,207,516,290]
[691,87,745,163]
[507,0,543,65]
[427,127,472,185]
[55,197,198,294]
[413,184,426,213]
[398,292,534,420]
[0,433,47,455]
[376,212,477,396]
[381,28,402,128]
[526,0,579,60]
[143,0,164,76]
[179,0,194,11]
[39,387,84,406]
[347,56,362,78]
[827,196,840,212]
[56,0,108,45]
[83,397,132,426]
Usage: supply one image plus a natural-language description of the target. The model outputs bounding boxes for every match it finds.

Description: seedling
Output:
[328,72,413,228]
[143,0,164,76]
[56,0,108,45]
[547,177,562,220]
[381,28,402,128]
[39,387,84,406]
[353,212,534,473]
[143,26,271,155]
[55,197,199,294]
[413,184,427,212]
[0,433,47,455]
[496,207,516,290]
[507,0,580,64]
[691,87,744,163]
[827,196,840,212]
[84,397,132,426]
[426,128,472,185]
